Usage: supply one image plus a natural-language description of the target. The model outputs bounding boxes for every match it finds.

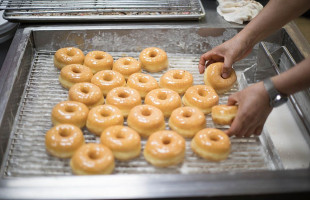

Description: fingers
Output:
[227,94,238,106]
[198,52,224,74]
[222,57,233,78]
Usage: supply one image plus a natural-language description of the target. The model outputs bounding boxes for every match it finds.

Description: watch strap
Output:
[263,78,287,107]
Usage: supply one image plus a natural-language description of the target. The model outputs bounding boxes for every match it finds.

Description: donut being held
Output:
[106,87,141,117]
[100,125,141,161]
[143,130,185,167]
[145,88,181,118]
[159,69,193,95]
[86,105,124,136]
[212,105,238,125]
[204,62,237,94]
[91,70,126,96]
[113,57,142,80]
[182,85,219,114]
[45,124,85,158]
[139,47,168,72]
[84,51,114,74]
[59,64,93,89]
[127,73,159,99]
[68,82,104,109]
[51,101,89,128]
[169,106,206,138]
[70,143,114,175]
[54,47,84,70]
[191,128,231,161]
[127,105,165,138]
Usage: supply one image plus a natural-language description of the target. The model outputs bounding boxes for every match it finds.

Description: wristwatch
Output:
[263,78,288,107]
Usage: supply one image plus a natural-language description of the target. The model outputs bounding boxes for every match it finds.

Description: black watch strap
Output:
[263,78,288,107]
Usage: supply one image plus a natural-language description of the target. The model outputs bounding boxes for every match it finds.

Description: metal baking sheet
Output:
[0,0,205,22]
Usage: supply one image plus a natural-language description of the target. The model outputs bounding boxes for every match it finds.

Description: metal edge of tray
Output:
[0,25,310,199]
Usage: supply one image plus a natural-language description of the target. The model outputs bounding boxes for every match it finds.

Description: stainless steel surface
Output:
[0,0,205,22]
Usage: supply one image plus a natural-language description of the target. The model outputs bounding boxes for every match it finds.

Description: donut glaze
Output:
[106,87,141,117]
[91,70,126,96]
[68,82,104,109]
[145,88,181,118]
[127,73,159,98]
[169,106,206,138]
[182,85,219,114]
[54,47,85,70]
[159,69,193,95]
[84,51,114,74]
[139,47,168,72]
[204,62,237,94]
[127,105,165,138]
[51,101,89,128]
[100,125,141,161]
[59,64,93,89]
[70,143,115,175]
[191,128,231,161]
[86,105,124,136]
[143,130,185,167]
[211,105,238,125]
[113,57,142,79]
[45,124,85,158]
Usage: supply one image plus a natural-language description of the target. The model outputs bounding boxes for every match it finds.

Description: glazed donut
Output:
[59,64,93,89]
[86,105,124,136]
[168,106,206,138]
[144,88,182,118]
[54,47,85,70]
[143,130,185,167]
[84,51,114,74]
[113,57,142,80]
[127,73,159,98]
[127,105,165,138]
[70,143,115,175]
[139,47,168,72]
[51,101,89,128]
[91,70,126,96]
[159,70,193,95]
[105,87,141,117]
[182,85,219,114]
[100,125,141,161]
[68,82,104,109]
[191,128,231,161]
[45,124,84,158]
[212,105,238,125]
[204,62,237,94]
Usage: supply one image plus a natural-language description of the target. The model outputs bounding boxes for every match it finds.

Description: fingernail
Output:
[222,73,228,78]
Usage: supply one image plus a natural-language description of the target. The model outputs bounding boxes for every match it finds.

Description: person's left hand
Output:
[226,81,273,137]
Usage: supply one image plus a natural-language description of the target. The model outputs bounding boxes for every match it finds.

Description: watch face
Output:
[272,94,288,107]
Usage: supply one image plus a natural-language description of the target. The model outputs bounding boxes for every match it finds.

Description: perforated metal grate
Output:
[2,50,274,177]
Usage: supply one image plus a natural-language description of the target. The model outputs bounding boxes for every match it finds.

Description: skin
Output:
[199,0,310,137]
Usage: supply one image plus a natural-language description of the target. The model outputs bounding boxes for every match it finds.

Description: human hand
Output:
[198,35,253,78]
[226,81,272,137]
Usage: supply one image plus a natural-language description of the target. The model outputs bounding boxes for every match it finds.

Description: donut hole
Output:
[141,108,151,116]
[72,67,81,74]
[88,150,102,160]
[138,76,148,83]
[81,87,90,94]
[209,134,220,142]
[65,105,75,113]
[116,131,125,139]
[198,88,207,97]
[100,110,110,117]
[123,60,131,65]
[162,137,171,145]
[67,50,75,57]
[149,51,157,58]
[118,92,129,98]
[59,129,71,137]
[103,74,113,81]
[182,111,192,118]
[157,92,167,100]
[173,72,184,79]
[95,54,104,60]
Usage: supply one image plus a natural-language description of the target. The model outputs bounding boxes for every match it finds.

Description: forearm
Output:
[237,0,310,47]
[272,56,310,95]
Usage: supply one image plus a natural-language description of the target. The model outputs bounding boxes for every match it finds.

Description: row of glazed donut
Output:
[54,47,168,74]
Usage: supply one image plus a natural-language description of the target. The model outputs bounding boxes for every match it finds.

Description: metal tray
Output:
[0,25,310,199]
[0,0,205,22]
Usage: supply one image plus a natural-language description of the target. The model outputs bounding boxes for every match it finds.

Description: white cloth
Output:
[217,0,263,24]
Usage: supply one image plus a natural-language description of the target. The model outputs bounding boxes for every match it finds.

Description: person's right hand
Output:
[198,35,254,78]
